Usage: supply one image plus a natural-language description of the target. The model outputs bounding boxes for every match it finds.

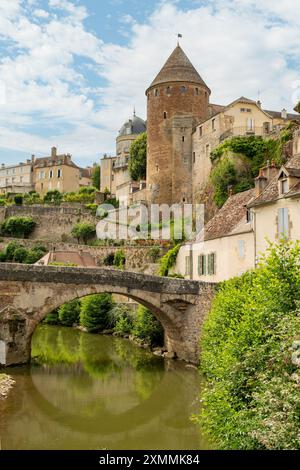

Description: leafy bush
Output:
[0,241,47,264]
[80,293,113,332]
[23,192,42,205]
[148,246,161,262]
[110,304,134,335]
[13,247,28,263]
[71,222,96,244]
[58,299,81,326]
[103,253,115,266]
[0,199,6,206]
[64,188,96,204]
[85,203,98,215]
[210,157,238,207]
[197,240,300,450]
[129,132,147,181]
[132,305,164,346]
[113,249,126,269]
[158,244,181,276]
[14,195,23,205]
[1,216,36,238]
[43,190,62,205]
[43,310,60,325]
[92,165,100,189]
[25,248,45,264]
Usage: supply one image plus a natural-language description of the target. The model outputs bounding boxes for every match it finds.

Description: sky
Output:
[0,0,299,167]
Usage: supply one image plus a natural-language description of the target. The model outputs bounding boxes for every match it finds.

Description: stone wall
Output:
[0,237,165,272]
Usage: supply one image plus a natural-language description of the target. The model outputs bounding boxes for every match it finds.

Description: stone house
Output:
[33,146,92,196]
[0,158,34,195]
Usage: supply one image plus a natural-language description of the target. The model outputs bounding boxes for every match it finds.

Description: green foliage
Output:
[43,190,62,205]
[58,299,81,326]
[13,194,23,205]
[210,157,238,207]
[43,310,60,325]
[80,293,113,332]
[132,305,164,346]
[91,165,100,189]
[103,253,115,266]
[148,246,161,262]
[13,247,28,263]
[1,216,36,238]
[111,304,134,335]
[85,203,98,215]
[23,192,42,205]
[104,197,119,208]
[129,132,147,181]
[71,222,96,244]
[63,187,96,204]
[158,244,181,276]
[198,240,300,450]
[0,241,46,264]
[25,248,45,264]
[113,249,126,269]
[0,198,6,206]
[294,102,300,113]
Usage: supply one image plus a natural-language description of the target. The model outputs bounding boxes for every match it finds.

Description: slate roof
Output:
[147,45,210,91]
[203,188,256,241]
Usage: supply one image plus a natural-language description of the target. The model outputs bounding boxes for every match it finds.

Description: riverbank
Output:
[0,374,15,400]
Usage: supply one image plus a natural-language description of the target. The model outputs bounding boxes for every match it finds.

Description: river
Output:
[0,325,208,450]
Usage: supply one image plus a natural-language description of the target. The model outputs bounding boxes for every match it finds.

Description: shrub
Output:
[1,216,36,238]
[113,249,126,269]
[80,293,113,332]
[58,299,81,326]
[132,305,164,346]
[13,247,28,263]
[103,253,115,266]
[148,246,161,262]
[0,199,6,206]
[158,244,181,276]
[43,190,62,205]
[14,195,23,205]
[210,157,238,208]
[43,310,60,325]
[25,248,45,264]
[110,304,134,334]
[71,222,96,244]
[92,165,100,189]
[197,240,300,450]
[3,241,23,261]
[85,203,98,215]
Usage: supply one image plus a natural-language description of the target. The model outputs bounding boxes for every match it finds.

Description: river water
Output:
[0,325,208,450]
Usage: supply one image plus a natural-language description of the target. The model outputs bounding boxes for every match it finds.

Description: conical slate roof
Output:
[147,45,210,91]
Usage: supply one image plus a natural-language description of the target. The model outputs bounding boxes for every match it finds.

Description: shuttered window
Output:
[278,208,289,239]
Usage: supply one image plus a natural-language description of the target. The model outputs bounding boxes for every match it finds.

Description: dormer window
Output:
[281,179,288,194]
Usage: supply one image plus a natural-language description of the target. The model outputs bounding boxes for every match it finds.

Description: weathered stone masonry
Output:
[0,264,216,366]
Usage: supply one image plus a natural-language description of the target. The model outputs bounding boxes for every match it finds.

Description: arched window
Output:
[181,85,187,93]
[166,86,171,95]
[163,112,167,119]
[195,87,199,95]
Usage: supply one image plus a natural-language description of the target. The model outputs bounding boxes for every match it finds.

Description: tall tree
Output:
[92,164,101,189]
[129,132,147,181]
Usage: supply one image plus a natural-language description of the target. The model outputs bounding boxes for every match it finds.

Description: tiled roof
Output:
[148,45,210,91]
[203,188,255,241]
[34,154,79,169]
[264,110,299,120]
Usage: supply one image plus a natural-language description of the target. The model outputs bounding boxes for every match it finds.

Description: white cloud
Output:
[0,0,299,166]
[33,9,50,19]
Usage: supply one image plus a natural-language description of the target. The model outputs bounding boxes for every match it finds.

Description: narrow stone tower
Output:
[146,45,210,204]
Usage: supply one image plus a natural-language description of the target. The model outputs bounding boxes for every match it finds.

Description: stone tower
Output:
[146,45,210,204]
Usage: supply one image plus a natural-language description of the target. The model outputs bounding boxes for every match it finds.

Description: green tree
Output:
[13,247,28,263]
[132,305,164,346]
[92,165,101,189]
[210,157,237,207]
[80,293,113,332]
[198,240,300,450]
[158,244,181,276]
[129,132,147,181]
[58,299,81,326]
[71,222,96,244]
[43,190,62,205]
[43,310,60,325]
[1,216,36,238]
[113,249,126,269]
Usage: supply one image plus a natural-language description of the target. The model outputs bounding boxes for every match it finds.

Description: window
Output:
[207,253,216,275]
[182,136,185,142]
[238,240,245,259]
[49,170,53,178]
[166,86,171,95]
[278,208,289,239]
[41,182,44,190]
[205,144,210,158]
[185,256,191,276]
[181,85,187,93]
[163,111,167,119]
[199,126,203,137]
[39,171,45,179]
[246,208,253,223]
[212,119,215,131]
[154,89,158,97]
[193,152,196,164]
[247,118,254,131]
[198,254,206,276]
[281,179,288,194]
[57,169,62,178]
[195,87,199,95]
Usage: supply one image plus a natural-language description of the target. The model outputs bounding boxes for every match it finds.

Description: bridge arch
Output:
[0,264,216,366]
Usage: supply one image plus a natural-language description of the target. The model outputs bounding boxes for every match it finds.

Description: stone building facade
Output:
[0,158,34,194]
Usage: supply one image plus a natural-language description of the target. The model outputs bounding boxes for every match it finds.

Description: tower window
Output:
[195,87,199,95]
[212,119,215,131]
[193,152,196,163]
[154,89,158,97]
[199,126,203,137]
[205,91,207,99]
[180,85,187,93]
[163,112,167,119]
[182,136,185,142]
[166,86,171,95]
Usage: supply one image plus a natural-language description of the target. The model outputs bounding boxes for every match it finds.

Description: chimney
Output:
[281,108,287,120]
[255,168,268,196]
[51,146,57,158]
[31,154,35,163]
[257,100,262,108]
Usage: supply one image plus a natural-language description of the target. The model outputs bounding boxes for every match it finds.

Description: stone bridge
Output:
[0,264,216,366]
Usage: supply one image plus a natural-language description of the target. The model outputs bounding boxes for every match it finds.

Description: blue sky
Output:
[0,0,299,167]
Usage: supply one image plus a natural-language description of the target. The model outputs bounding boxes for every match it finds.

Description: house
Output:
[0,158,34,195]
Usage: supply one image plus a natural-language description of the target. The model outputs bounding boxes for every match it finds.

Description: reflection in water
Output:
[0,325,207,450]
